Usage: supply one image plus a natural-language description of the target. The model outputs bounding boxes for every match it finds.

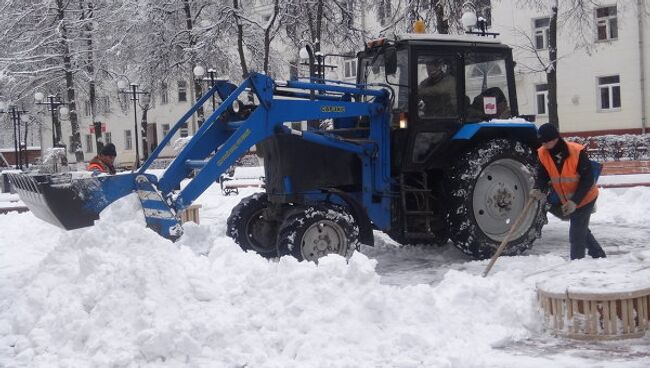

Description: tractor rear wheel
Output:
[445,139,546,259]
[227,193,279,258]
[276,204,359,262]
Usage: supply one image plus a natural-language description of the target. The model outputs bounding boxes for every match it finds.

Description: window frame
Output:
[595,5,618,41]
[177,81,187,103]
[85,134,94,153]
[532,17,551,50]
[124,129,133,150]
[161,123,170,138]
[343,58,357,79]
[535,83,549,116]
[596,74,621,112]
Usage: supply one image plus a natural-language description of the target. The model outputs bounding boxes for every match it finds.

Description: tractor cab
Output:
[358,34,519,171]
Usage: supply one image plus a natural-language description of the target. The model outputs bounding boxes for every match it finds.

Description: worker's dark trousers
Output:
[569,199,606,260]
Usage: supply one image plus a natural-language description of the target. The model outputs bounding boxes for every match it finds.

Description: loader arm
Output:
[10,73,392,240]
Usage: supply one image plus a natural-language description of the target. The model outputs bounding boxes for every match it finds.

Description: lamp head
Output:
[59,106,70,117]
[34,92,45,102]
[299,47,309,60]
[461,11,478,30]
[117,80,128,90]
[193,65,205,78]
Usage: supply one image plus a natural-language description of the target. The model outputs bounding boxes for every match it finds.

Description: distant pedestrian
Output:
[529,123,606,260]
[87,143,117,175]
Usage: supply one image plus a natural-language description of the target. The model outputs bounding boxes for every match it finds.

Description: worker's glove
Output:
[561,200,577,216]
[529,188,546,202]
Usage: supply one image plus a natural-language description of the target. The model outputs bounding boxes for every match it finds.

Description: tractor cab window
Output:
[416,55,458,119]
[464,53,511,121]
[360,49,408,110]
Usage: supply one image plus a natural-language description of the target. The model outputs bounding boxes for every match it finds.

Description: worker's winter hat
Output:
[101,143,117,157]
[537,123,560,143]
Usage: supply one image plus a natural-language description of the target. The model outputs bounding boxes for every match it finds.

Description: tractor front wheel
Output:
[227,193,279,258]
[276,204,359,262]
[445,139,546,259]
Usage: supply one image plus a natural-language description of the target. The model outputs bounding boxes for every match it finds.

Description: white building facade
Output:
[491,0,649,135]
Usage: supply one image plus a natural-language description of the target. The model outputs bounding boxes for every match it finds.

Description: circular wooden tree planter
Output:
[536,260,650,340]
[538,288,650,340]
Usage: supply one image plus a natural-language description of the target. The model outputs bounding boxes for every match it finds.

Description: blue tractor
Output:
[9,33,546,262]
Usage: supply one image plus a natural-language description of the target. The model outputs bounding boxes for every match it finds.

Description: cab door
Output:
[403,49,463,171]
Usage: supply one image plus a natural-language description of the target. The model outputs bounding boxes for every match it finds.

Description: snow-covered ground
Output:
[1,183,650,367]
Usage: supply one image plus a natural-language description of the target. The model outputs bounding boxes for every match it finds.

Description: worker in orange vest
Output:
[529,123,606,260]
[87,143,117,175]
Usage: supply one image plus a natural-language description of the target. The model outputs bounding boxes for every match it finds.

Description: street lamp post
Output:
[0,103,29,169]
[193,66,219,110]
[118,81,148,169]
[34,92,65,148]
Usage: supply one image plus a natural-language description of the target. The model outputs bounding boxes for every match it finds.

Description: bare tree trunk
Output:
[263,0,280,74]
[57,0,83,162]
[548,4,559,128]
[82,0,102,154]
[435,2,449,34]
[183,0,204,130]
[234,0,248,79]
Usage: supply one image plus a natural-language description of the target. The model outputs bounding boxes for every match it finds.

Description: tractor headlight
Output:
[399,112,408,129]
[232,99,242,113]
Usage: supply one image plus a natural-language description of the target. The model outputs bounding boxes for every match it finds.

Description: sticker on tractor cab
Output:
[321,105,345,113]
[483,96,497,115]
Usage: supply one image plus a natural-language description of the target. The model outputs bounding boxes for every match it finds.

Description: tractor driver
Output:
[87,143,117,175]
[418,57,457,118]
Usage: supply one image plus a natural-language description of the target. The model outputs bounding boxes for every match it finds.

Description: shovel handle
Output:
[482,197,536,277]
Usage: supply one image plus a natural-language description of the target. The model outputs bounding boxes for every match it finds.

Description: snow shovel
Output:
[483,197,536,277]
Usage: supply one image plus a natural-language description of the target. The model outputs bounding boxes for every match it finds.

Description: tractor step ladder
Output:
[400,172,437,240]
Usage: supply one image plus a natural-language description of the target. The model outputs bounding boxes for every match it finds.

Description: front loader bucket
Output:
[7,172,146,230]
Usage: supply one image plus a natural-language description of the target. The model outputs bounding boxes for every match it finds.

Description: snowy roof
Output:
[394,33,502,44]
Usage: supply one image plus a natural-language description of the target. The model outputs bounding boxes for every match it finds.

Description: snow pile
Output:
[1,194,542,367]
[593,187,650,227]
[535,251,650,295]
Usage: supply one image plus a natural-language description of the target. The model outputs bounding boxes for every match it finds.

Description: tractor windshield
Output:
[360,49,408,110]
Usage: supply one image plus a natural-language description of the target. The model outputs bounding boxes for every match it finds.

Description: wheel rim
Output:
[245,208,276,254]
[300,219,347,262]
[472,158,536,242]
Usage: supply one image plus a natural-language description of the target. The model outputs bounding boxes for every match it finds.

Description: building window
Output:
[124,129,133,150]
[104,131,112,144]
[596,6,617,41]
[84,100,92,117]
[180,122,188,138]
[598,75,621,111]
[177,81,187,102]
[535,84,549,115]
[343,59,357,79]
[533,17,550,50]
[85,134,93,153]
[161,83,168,104]
[161,123,170,137]
[99,96,111,114]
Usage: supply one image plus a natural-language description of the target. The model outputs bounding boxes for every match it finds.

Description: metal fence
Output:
[566,134,650,162]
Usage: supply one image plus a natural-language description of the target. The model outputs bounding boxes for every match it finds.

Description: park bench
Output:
[218,166,265,195]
